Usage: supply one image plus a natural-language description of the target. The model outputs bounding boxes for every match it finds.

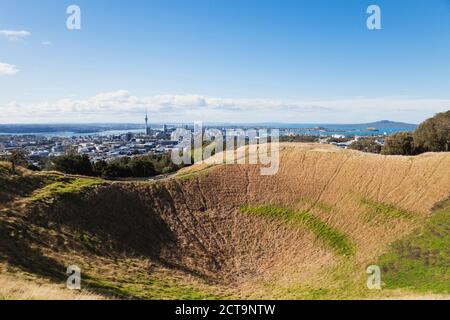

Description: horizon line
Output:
[0,119,419,126]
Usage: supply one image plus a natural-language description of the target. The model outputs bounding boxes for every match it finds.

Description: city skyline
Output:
[1,0,450,123]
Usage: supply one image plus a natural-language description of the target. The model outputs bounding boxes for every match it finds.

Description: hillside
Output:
[0,143,449,299]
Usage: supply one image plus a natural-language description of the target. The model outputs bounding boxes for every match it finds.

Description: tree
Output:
[50,152,184,179]
[348,138,382,154]
[382,132,415,155]
[129,157,156,177]
[413,110,450,152]
[100,162,124,179]
[8,150,27,174]
[280,135,319,143]
[327,136,352,144]
[150,153,183,174]
[52,154,94,176]
[92,160,108,177]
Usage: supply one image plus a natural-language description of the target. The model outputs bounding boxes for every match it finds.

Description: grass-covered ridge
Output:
[378,199,450,294]
[29,178,106,204]
[240,205,355,256]
[359,197,415,222]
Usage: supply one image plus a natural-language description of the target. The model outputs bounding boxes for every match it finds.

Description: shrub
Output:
[348,138,382,154]
[51,152,185,179]
[382,132,415,155]
[52,154,94,176]
[128,157,156,177]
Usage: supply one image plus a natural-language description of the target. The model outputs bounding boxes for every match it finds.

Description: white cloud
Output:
[0,62,18,75]
[0,90,449,123]
[0,30,31,40]
[41,41,51,46]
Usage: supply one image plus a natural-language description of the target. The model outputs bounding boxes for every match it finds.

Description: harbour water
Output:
[0,121,416,137]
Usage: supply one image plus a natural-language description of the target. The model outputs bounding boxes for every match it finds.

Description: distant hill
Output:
[361,120,417,129]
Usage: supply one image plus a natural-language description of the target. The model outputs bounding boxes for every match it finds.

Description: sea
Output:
[274,123,416,136]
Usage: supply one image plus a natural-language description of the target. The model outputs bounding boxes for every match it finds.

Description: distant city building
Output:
[125,132,133,141]
[145,113,151,136]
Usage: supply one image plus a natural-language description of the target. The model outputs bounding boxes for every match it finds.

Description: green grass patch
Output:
[254,260,383,300]
[29,178,106,204]
[240,205,355,256]
[378,199,450,294]
[297,198,334,212]
[360,198,414,222]
[177,172,203,181]
[177,167,211,181]
[83,273,224,300]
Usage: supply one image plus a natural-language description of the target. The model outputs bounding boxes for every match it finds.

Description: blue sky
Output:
[1,0,450,123]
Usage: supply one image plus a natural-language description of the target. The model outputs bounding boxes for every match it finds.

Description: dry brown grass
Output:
[171,143,450,297]
[1,144,450,299]
[0,274,102,300]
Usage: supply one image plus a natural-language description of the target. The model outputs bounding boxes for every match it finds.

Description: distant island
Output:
[361,120,417,128]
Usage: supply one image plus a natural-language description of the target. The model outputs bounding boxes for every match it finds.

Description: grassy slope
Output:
[241,205,355,256]
[0,274,101,300]
[1,144,450,300]
[359,198,415,222]
[238,201,440,300]
[379,199,450,294]
[82,267,226,300]
[0,163,225,300]
[28,178,106,204]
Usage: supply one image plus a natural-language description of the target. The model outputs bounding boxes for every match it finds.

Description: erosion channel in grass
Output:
[240,205,355,256]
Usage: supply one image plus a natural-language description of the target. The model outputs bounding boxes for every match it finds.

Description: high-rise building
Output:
[145,113,151,136]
